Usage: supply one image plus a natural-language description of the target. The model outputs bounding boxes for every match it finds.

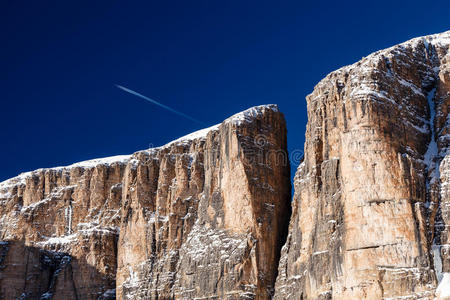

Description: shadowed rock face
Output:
[274,31,450,299]
[0,105,291,300]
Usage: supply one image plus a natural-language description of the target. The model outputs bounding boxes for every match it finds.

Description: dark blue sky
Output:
[1,0,449,182]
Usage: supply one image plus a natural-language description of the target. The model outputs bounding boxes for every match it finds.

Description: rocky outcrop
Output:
[0,105,291,299]
[1,30,450,300]
[116,105,291,299]
[0,156,128,299]
[274,31,450,299]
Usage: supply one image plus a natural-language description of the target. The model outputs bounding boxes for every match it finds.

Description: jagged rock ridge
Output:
[274,31,450,299]
[0,105,291,299]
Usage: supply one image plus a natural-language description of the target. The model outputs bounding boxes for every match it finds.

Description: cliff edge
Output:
[274,31,450,299]
[0,105,291,300]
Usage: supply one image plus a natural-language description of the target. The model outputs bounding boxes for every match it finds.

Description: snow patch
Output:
[163,104,278,146]
[64,155,131,169]
[64,204,73,235]
[433,244,444,283]
[424,88,440,186]
[0,155,130,199]
[165,124,220,146]
[349,83,398,105]
[37,234,77,247]
[101,289,116,298]
[181,221,248,262]
[427,31,450,47]
[224,104,279,126]
[436,273,450,300]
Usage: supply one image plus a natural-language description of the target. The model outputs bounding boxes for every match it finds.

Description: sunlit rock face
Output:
[274,31,450,299]
[0,156,128,300]
[0,105,291,300]
[1,30,450,300]
[116,105,291,300]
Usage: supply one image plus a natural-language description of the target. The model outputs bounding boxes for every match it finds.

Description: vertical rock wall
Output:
[0,105,291,300]
[274,31,450,299]
[116,105,291,300]
[0,158,127,299]
[1,31,449,300]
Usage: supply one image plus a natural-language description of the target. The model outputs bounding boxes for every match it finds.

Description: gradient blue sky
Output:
[1,0,449,182]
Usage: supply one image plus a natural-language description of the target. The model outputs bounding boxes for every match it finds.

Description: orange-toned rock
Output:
[274,31,450,299]
[0,105,291,300]
[2,30,449,300]
[116,105,291,299]
[0,157,128,299]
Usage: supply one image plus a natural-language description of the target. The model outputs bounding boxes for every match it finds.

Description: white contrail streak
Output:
[115,84,206,125]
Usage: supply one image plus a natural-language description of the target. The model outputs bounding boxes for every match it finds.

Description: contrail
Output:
[115,84,206,125]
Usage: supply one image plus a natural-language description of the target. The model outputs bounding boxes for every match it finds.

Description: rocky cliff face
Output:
[0,105,291,299]
[1,31,450,300]
[116,105,291,299]
[274,31,450,299]
[0,156,126,299]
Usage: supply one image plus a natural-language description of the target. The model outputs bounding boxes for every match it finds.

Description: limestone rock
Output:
[0,156,128,299]
[116,105,291,299]
[274,31,450,299]
[0,105,291,299]
[2,29,450,300]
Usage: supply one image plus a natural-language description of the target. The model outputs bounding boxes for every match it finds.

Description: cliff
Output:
[0,105,291,299]
[274,31,450,299]
[1,30,450,300]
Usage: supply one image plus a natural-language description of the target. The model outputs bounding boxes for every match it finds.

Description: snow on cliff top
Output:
[164,124,220,146]
[312,30,450,91]
[0,105,278,193]
[224,104,278,126]
[424,30,450,46]
[360,30,450,64]
[165,104,278,146]
[364,30,450,60]
[0,155,132,195]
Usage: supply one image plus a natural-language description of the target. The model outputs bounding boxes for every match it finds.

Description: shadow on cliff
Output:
[0,239,115,300]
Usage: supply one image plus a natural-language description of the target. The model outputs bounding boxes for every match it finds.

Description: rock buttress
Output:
[0,104,291,300]
[116,105,291,299]
[0,157,127,299]
[274,31,450,299]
